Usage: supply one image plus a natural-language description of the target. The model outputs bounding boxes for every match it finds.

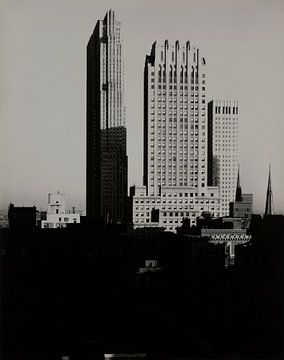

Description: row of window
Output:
[215,106,238,115]
[149,156,204,162]
[135,191,217,199]
[150,124,204,130]
[150,111,205,117]
[55,217,78,222]
[150,138,202,143]
[135,197,218,208]
[150,182,203,187]
[152,65,204,76]
[153,100,204,109]
[151,84,205,93]
[134,208,220,218]
[154,91,206,100]
[151,82,206,91]
[135,200,219,210]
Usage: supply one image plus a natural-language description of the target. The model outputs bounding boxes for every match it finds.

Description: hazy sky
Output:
[0,0,284,213]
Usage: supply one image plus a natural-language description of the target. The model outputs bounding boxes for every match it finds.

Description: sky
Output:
[0,0,284,213]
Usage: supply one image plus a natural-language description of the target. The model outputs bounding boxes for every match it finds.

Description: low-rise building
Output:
[0,213,9,228]
[41,192,80,229]
[229,169,253,228]
[8,204,37,229]
[129,184,220,233]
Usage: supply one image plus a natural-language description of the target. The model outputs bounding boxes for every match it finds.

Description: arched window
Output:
[158,65,162,83]
[180,66,184,84]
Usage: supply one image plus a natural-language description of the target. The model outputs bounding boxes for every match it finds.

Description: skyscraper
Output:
[144,40,208,194]
[86,9,127,223]
[129,40,220,232]
[208,100,239,216]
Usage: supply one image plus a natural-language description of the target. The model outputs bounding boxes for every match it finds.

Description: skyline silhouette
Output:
[0,0,284,214]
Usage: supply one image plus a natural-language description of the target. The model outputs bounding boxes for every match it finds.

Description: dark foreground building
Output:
[86,9,127,223]
[1,214,284,359]
[8,204,37,229]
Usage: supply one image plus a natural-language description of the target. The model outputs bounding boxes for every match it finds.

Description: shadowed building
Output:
[8,204,37,229]
[86,9,127,223]
[229,168,253,227]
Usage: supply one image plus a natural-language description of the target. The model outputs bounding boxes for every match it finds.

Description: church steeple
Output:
[235,165,243,202]
[265,164,274,215]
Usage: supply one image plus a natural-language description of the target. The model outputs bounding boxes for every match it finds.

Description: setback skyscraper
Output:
[144,41,208,193]
[130,40,220,232]
[86,9,127,223]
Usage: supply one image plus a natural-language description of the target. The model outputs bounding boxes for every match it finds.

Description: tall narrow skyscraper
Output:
[265,164,274,216]
[86,10,127,223]
[208,100,239,216]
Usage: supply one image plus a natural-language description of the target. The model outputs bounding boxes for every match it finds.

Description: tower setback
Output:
[129,40,220,232]
[86,9,128,223]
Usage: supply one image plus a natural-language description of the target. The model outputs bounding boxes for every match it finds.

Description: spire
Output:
[235,165,242,202]
[265,164,274,215]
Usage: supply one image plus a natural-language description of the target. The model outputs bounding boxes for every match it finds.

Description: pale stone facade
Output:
[208,100,239,216]
[41,192,80,229]
[130,184,220,232]
[129,40,221,232]
[144,40,208,194]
